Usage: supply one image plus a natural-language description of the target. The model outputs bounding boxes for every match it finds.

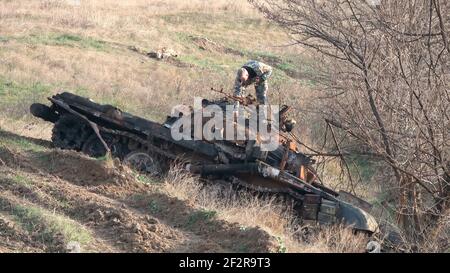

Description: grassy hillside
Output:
[0,0,311,122]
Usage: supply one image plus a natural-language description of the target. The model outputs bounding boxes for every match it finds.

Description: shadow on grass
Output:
[126,191,276,253]
[0,129,52,149]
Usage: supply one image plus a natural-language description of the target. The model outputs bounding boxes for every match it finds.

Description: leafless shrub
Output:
[251,0,450,250]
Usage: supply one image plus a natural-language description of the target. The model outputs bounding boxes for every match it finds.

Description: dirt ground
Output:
[0,129,279,253]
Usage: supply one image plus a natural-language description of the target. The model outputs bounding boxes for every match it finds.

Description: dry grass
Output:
[390,211,450,253]
[296,225,368,253]
[162,164,368,253]
[0,0,310,121]
[0,118,53,141]
[164,164,292,235]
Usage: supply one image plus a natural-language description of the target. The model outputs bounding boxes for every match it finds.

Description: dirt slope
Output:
[0,129,279,253]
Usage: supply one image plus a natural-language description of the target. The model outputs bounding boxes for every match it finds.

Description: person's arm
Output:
[234,75,244,97]
[233,76,243,109]
[259,64,273,81]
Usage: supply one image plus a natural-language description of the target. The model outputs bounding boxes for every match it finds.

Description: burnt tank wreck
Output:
[30,92,378,234]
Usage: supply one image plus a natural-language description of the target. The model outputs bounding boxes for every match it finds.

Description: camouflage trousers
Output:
[254,80,268,104]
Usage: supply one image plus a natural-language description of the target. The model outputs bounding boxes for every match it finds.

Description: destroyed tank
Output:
[30,91,378,233]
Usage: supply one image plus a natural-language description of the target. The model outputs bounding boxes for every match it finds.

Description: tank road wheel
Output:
[51,114,91,151]
[81,133,129,159]
[124,150,162,176]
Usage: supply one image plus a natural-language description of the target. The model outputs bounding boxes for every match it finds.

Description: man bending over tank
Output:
[234,60,273,106]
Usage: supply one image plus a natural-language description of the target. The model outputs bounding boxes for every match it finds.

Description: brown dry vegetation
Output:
[0,0,385,252]
[0,0,307,121]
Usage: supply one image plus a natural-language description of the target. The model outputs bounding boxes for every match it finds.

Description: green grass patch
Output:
[12,174,33,187]
[247,50,282,64]
[136,174,160,184]
[0,173,33,190]
[0,76,114,119]
[14,33,107,51]
[1,173,71,210]
[235,243,250,252]
[0,198,92,250]
[0,77,52,102]
[95,155,109,162]
[9,138,46,152]
[148,200,161,214]
[0,77,53,118]
[71,86,92,97]
[128,194,161,214]
[277,61,296,72]
[176,51,242,73]
[276,236,287,253]
[172,32,196,48]
[347,155,377,182]
[32,152,53,165]
[0,132,47,153]
[54,34,106,50]
[0,74,166,122]
[186,209,217,227]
